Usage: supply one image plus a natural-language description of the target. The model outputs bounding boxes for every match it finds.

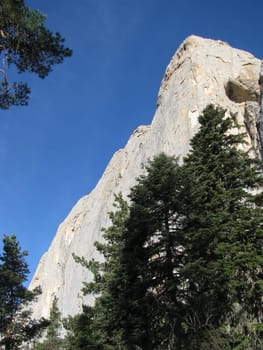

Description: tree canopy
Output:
[179,105,263,349]
[50,105,263,349]
[71,194,129,349]
[114,153,186,349]
[0,0,72,109]
[0,235,47,350]
[33,297,65,350]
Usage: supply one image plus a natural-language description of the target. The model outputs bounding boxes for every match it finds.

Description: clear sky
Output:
[0,0,263,284]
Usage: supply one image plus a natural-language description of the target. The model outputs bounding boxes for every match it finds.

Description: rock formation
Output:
[29,35,262,318]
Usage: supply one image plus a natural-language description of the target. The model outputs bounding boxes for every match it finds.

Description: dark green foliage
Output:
[0,79,30,109]
[0,235,48,350]
[116,153,186,349]
[0,0,72,109]
[114,106,263,349]
[72,104,263,349]
[0,235,29,330]
[180,105,263,348]
[33,296,65,350]
[47,297,61,339]
[71,194,129,349]
[63,306,99,350]
[74,193,129,298]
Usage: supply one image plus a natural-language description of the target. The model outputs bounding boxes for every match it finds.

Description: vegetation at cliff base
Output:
[0,235,48,350]
[69,105,263,349]
[33,297,64,350]
[3,105,262,349]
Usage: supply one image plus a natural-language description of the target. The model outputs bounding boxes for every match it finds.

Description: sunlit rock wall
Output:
[29,35,262,318]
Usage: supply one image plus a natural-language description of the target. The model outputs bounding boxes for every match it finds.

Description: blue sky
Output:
[0,0,263,283]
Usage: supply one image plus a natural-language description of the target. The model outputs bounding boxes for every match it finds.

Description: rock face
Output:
[29,35,262,318]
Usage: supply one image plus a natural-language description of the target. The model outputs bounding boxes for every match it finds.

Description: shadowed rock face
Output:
[225,79,259,103]
[29,35,262,318]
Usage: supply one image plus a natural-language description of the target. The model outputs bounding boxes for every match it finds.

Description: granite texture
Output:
[29,35,262,318]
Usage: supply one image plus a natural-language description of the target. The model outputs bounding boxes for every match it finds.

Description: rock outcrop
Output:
[29,35,262,318]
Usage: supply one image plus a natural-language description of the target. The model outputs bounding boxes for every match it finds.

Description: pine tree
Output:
[0,235,47,350]
[33,297,65,350]
[113,106,263,349]
[180,105,263,349]
[116,154,186,349]
[72,105,263,349]
[72,194,129,349]
[0,0,72,109]
[63,305,98,350]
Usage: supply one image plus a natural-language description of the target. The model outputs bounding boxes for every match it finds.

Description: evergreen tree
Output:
[116,154,186,349]
[63,306,98,350]
[0,0,72,109]
[0,235,47,350]
[71,194,129,349]
[180,105,263,349]
[33,297,65,350]
[73,105,263,350]
[113,106,263,349]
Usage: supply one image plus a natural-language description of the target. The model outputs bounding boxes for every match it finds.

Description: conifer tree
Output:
[0,0,72,109]
[0,235,47,350]
[180,105,263,349]
[73,105,263,350]
[72,194,129,349]
[33,297,64,350]
[114,106,263,349]
[63,305,97,350]
[116,154,186,349]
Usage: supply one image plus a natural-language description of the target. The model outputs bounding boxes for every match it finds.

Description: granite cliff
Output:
[29,35,263,318]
